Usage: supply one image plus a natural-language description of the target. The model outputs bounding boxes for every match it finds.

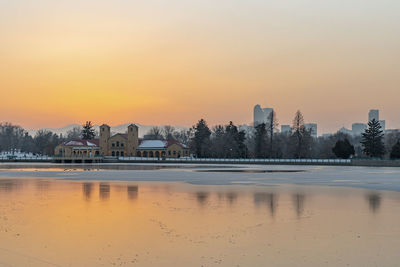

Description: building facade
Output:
[352,123,367,136]
[305,123,318,137]
[55,140,100,157]
[99,124,139,157]
[136,140,190,158]
[55,123,189,158]
[254,105,274,127]
[368,109,379,122]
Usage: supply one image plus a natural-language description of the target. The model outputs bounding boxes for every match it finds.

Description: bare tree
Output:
[67,127,82,140]
[267,110,279,158]
[146,126,163,140]
[290,110,312,158]
[162,125,176,140]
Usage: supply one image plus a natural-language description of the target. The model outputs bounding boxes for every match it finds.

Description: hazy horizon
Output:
[1,0,399,133]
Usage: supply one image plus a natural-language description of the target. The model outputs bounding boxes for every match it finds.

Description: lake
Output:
[0,163,400,266]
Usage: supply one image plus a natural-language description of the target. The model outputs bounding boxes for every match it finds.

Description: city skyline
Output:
[1,0,400,133]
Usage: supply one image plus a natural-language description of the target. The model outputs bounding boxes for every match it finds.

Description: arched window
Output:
[116,151,120,157]
[155,151,160,158]
[116,141,120,147]
[149,151,154,157]
[112,151,115,157]
[121,151,124,157]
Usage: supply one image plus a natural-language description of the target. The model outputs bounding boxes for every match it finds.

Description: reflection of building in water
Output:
[216,192,238,205]
[127,185,138,200]
[0,179,22,193]
[253,192,278,217]
[225,192,238,205]
[367,193,381,213]
[99,183,110,200]
[195,192,209,206]
[82,183,93,201]
[292,194,305,217]
[36,180,51,194]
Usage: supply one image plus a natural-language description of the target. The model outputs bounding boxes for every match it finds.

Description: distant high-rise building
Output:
[368,109,379,122]
[281,125,291,134]
[352,123,367,136]
[253,105,273,127]
[338,127,352,135]
[379,120,386,131]
[304,123,318,137]
[368,109,385,131]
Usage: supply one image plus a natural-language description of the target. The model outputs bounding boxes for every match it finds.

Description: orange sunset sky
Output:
[0,0,399,133]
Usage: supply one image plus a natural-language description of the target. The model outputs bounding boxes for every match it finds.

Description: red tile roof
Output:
[63,139,99,147]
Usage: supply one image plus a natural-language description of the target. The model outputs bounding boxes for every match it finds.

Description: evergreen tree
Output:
[224,121,246,158]
[210,125,226,158]
[390,140,400,159]
[81,121,96,140]
[361,119,385,158]
[332,138,355,159]
[191,119,211,158]
[254,123,268,158]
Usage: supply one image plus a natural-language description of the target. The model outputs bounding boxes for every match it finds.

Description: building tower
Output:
[254,104,274,127]
[127,124,139,156]
[368,109,379,122]
[99,124,111,156]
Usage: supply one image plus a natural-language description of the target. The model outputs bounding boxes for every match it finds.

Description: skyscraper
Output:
[281,125,291,134]
[352,123,367,136]
[368,109,385,131]
[368,109,379,122]
[305,123,318,137]
[253,105,273,127]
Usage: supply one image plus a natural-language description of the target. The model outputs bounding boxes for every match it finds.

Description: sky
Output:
[0,0,399,133]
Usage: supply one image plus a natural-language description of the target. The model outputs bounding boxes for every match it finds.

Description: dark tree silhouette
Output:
[191,119,211,158]
[361,119,385,158]
[390,140,400,159]
[254,123,268,158]
[267,110,279,158]
[290,110,312,158]
[81,121,96,140]
[332,138,355,159]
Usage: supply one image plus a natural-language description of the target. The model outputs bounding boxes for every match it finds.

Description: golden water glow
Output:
[1,1,400,132]
[0,178,400,266]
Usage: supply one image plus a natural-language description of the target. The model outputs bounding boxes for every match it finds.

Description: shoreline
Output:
[2,158,400,167]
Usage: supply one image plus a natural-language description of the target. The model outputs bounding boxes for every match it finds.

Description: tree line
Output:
[188,111,400,160]
[0,121,96,156]
[1,113,400,159]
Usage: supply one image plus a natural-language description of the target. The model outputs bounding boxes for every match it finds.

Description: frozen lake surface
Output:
[0,163,400,266]
[1,163,400,191]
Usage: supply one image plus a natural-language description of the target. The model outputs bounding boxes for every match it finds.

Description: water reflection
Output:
[292,194,306,217]
[254,192,278,217]
[367,193,381,213]
[35,180,50,194]
[127,185,138,200]
[0,179,22,193]
[216,192,238,206]
[82,183,93,201]
[195,192,210,206]
[99,183,110,200]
